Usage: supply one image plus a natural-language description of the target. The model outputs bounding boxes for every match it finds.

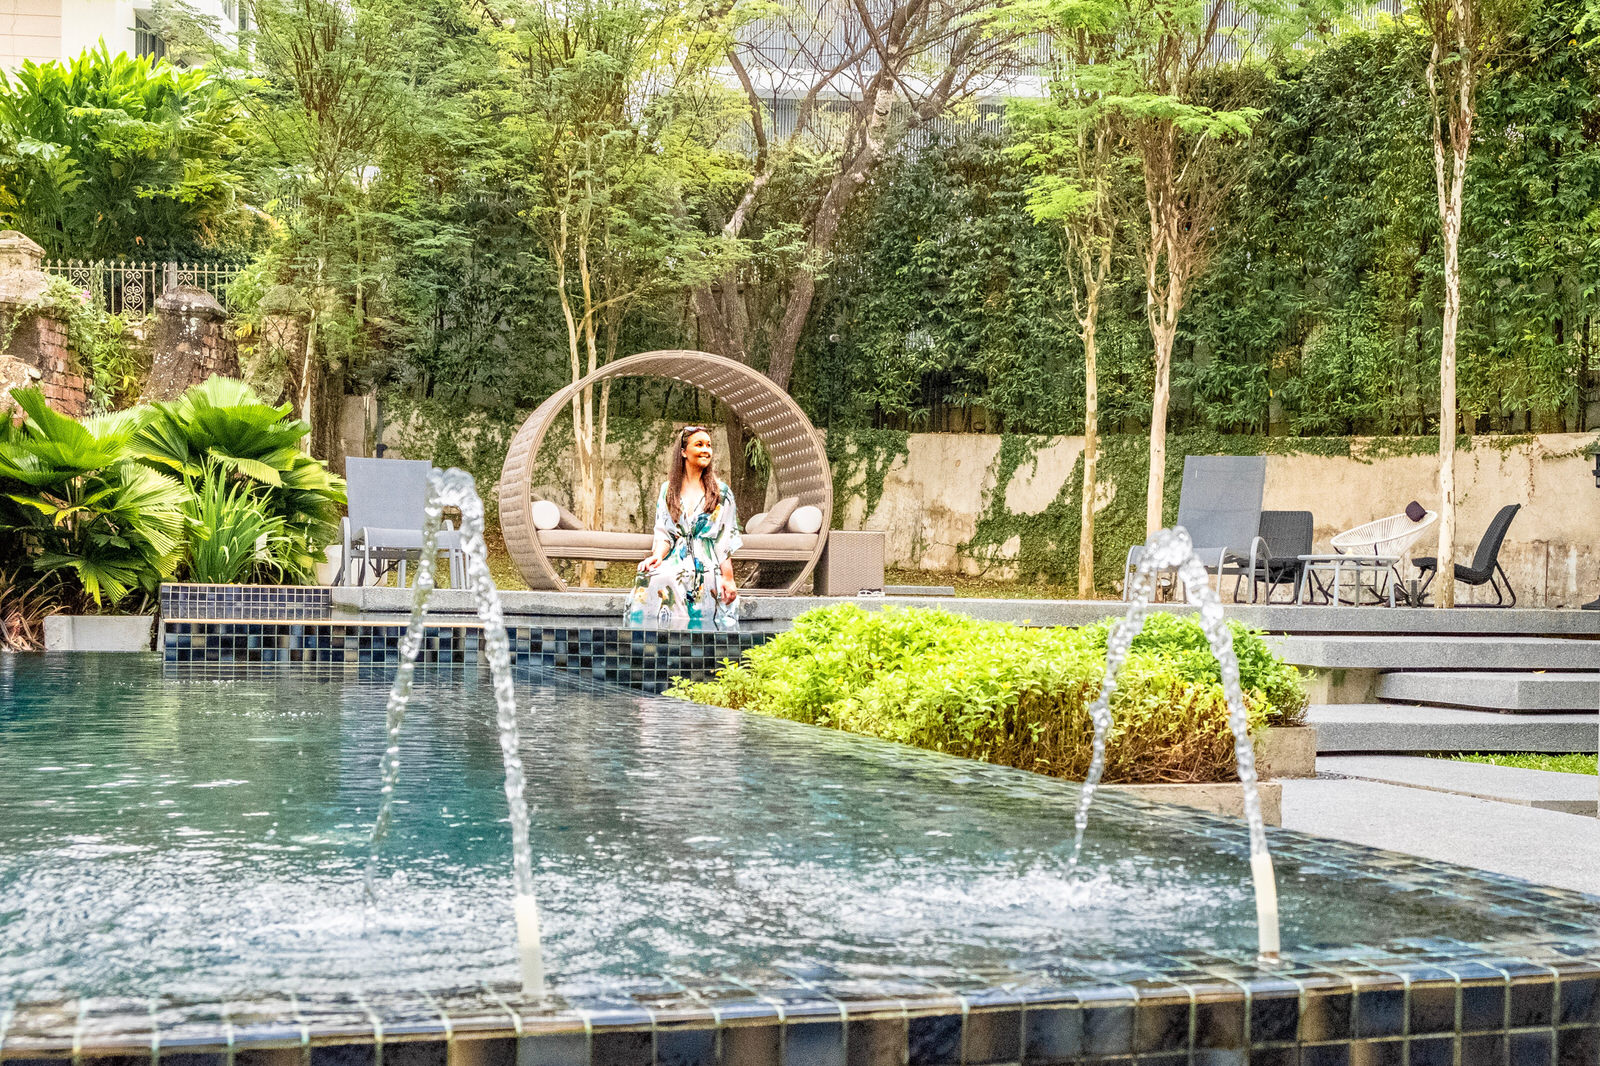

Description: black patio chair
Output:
[1232,510,1313,604]
[1413,503,1520,607]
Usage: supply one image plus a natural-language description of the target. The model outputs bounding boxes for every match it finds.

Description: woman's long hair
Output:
[665,425,721,522]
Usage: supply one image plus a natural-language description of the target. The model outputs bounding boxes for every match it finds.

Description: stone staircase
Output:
[1264,633,1598,816]
[1266,634,1600,750]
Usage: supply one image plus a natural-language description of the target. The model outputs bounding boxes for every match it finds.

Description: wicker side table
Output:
[815,530,886,596]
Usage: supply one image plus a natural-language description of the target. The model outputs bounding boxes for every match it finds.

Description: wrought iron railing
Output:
[42,259,245,316]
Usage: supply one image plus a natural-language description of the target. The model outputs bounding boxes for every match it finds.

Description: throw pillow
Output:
[745,511,770,534]
[762,496,800,533]
[530,500,561,530]
[556,503,585,530]
[787,504,823,534]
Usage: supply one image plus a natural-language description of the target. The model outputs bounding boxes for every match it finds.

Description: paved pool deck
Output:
[333,586,1600,634]
[1283,778,1600,893]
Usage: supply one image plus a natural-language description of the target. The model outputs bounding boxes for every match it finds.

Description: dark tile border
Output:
[6,950,1600,1066]
[161,584,334,622]
[161,621,775,692]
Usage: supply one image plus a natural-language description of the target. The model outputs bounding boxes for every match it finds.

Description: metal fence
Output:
[42,259,245,316]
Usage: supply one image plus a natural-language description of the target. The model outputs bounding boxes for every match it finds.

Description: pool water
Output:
[0,654,1595,1010]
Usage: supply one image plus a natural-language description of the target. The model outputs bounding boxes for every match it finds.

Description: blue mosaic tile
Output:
[588,1029,652,1066]
[516,1031,588,1066]
[906,1013,961,1065]
[309,1044,375,1066]
[782,1020,844,1066]
[844,1018,904,1066]
[651,1028,714,1066]
[717,1025,779,1066]
[161,619,775,692]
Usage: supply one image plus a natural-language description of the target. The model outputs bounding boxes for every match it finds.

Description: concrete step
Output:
[1267,634,1600,672]
[1377,669,1600,712]
[1310,704,1598,754]
[1320,755,1597,815]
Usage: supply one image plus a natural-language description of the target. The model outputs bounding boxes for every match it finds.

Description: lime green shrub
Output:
[668,605,1309,784]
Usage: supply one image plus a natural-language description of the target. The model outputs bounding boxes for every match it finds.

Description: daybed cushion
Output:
[734,532,819,561]
[750,496,800,535]
[787,504,823,534]
[532,499,586,530]
[537,529,654,560]
[535,528,819,563]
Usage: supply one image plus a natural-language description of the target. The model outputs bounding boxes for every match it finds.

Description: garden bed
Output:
[668,605,1309,786]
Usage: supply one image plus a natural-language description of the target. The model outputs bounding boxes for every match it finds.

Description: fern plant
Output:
[182,464,290,584]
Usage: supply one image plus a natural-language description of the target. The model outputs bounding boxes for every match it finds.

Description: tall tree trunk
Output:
[765,80,897,392]
[1146,326,1173,535]
[1145,268,1182,536]
[1436,189,1462,608]
[1427,33,1473,609]
[1078,302,1100,599]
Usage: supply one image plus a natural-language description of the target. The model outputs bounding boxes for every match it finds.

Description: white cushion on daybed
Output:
[531,500,561,530]
[786,505,823,534]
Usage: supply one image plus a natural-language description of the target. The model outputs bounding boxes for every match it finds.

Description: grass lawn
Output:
[1441,753,1598,775]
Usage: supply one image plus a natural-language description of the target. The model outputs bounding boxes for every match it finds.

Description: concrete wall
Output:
[375,402,1600,606]
[834,432,1600,606]
[4,0,244,72]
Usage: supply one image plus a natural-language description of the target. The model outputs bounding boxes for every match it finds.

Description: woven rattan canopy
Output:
[497,350,833,593]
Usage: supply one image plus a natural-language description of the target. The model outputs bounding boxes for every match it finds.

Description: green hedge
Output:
[667,605,1308,784]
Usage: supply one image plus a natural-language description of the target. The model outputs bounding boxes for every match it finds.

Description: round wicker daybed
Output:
[497,350,833,594]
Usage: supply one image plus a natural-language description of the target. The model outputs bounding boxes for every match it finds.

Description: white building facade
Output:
[0,0,241,73]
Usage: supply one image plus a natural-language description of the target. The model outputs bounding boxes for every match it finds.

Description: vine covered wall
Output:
[376,396,1600,607]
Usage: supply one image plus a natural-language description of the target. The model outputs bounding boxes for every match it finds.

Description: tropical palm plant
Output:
[0,388,186,606]
[133,376,346,582]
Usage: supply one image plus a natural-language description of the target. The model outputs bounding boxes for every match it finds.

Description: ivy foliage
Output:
[669,604,1306,784]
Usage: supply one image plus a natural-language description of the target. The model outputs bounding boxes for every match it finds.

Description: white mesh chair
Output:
[1313,508,1437,605]
[1331,509,1438,558]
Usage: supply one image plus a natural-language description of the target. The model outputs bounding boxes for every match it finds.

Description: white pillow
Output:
[530,499,561,530]
[745,512,769,534]
[787,505,823,534]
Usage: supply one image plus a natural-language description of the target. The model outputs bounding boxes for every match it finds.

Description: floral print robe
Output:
[624,480,742,629]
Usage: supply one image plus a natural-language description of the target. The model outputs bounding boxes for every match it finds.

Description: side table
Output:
[816,530,886,596]
[1297,554,1400,607]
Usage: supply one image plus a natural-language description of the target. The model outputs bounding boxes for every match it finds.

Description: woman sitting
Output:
[624,425,741,629]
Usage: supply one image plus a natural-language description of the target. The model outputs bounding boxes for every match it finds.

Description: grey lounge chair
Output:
[1123,455,1267,602]
[1413,503,1520,607]
[1234,510,1313,604]
[339,458,464,587]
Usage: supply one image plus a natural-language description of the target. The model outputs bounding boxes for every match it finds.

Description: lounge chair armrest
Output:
[338,516,353,584]
[1248,535,1272,575]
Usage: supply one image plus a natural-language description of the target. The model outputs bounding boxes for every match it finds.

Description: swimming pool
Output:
[2,654,1598,1065]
